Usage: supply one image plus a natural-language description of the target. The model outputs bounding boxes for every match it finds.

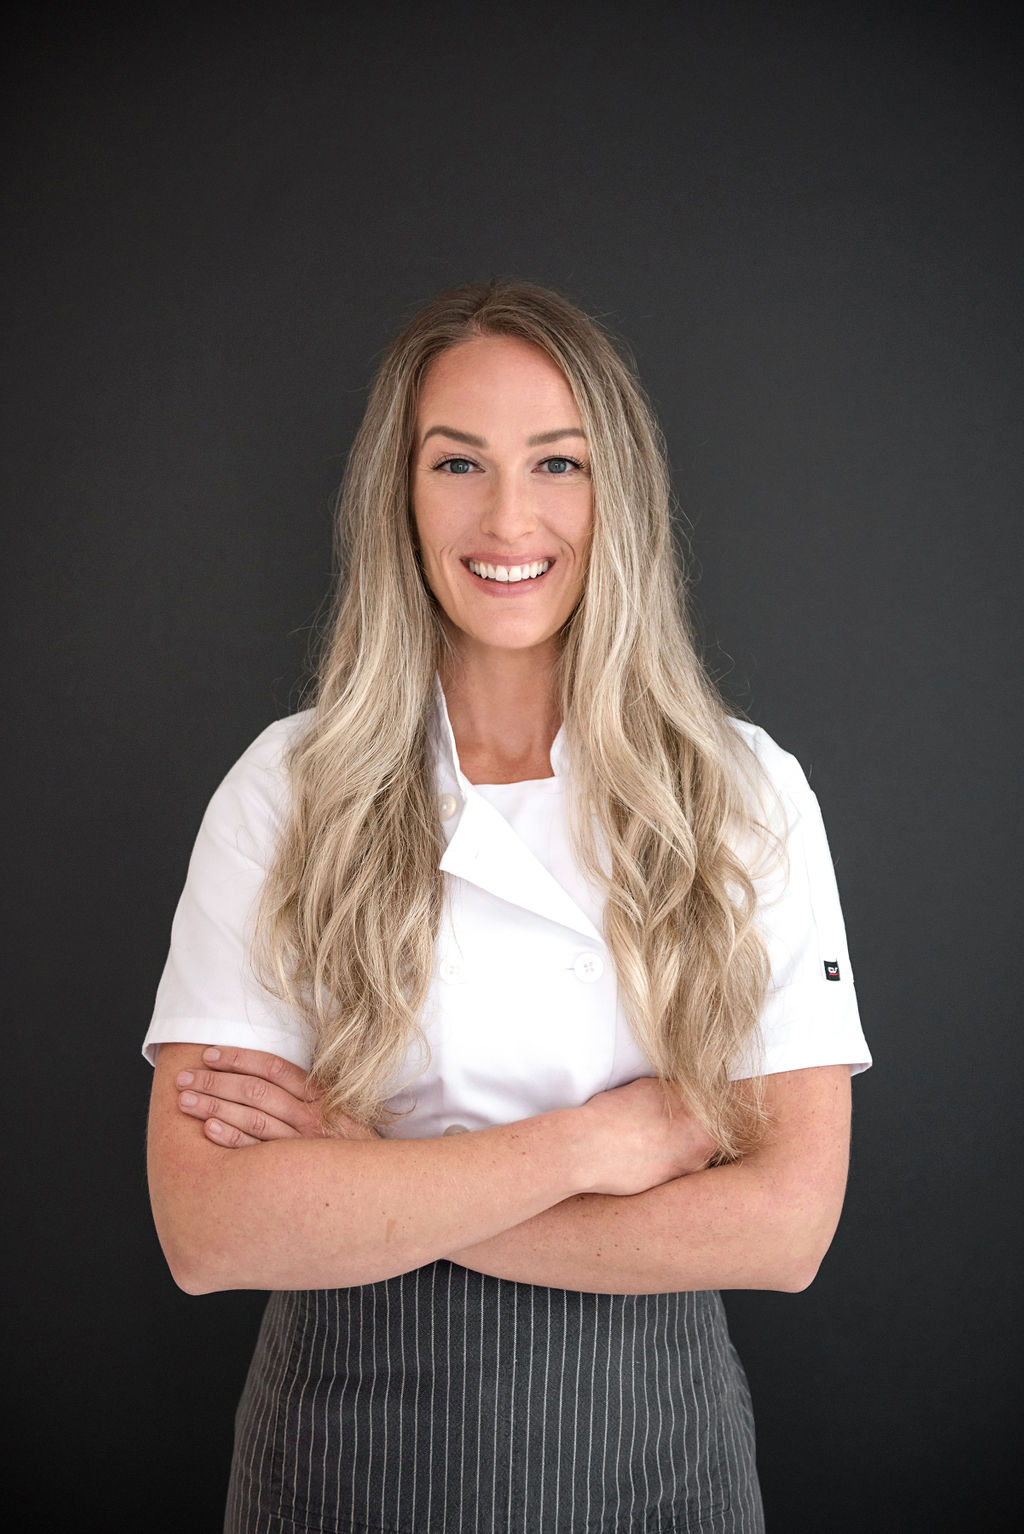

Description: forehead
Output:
[416,336,580,430]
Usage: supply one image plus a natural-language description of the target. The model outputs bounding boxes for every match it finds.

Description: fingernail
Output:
[180,1092,197,1107]
[176,1071,194,1087]
[203,1048,221,1062]
[208,1120,223,1135]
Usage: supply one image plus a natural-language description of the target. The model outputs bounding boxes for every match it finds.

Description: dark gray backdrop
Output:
[4,2,1020,1529]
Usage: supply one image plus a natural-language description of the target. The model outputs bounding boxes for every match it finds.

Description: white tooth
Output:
[468,560,554,581]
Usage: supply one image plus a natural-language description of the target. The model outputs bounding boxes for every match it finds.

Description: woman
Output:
[146,280,870,1534]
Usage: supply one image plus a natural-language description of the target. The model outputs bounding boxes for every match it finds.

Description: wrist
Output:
[548,1105,599,1197]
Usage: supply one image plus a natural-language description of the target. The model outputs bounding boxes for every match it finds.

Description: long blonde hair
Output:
[258,280,778,1159]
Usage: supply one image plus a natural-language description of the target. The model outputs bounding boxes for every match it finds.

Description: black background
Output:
[5,2,1021,1529]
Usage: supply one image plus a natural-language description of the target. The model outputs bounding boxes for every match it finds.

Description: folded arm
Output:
[162,1048,851,1295]
[148,1043,594,1295]
[446,1066,852,1293]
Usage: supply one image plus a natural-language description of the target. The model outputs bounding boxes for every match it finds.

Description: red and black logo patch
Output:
[824,960,841,982]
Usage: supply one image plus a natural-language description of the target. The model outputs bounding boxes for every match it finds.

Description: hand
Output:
[175,1046,382,1148]
[576,1076,717,1197]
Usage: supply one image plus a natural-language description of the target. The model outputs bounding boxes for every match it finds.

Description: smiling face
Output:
[411,334,594,668]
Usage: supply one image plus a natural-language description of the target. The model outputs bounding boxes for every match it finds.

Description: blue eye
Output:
[430,453,585,475]
[541,456,583,474]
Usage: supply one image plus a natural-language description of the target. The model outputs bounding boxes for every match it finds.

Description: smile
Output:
[466,559,552,583]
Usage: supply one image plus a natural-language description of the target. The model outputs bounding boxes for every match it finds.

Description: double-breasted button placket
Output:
[373,675,624,1140]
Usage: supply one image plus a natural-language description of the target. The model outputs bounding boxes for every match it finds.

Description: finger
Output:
[178,1088,301,1143]
[175,1067,321,1136]
[198,1046,316,1102]
[204,1117,260,1149]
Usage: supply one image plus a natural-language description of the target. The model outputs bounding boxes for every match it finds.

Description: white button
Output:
[573,951,604,983]
[443,1123,469,1135]
[439,957,464,983]
[439,793,458,820]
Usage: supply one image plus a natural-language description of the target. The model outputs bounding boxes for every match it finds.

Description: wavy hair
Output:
[257,279,779,1160]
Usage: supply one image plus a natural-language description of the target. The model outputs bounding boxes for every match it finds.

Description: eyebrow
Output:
[420,425,587,450]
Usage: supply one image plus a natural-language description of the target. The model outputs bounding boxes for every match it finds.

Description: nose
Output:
[479,469,538,544]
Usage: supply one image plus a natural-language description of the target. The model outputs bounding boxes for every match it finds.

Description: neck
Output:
[438,639,562,782]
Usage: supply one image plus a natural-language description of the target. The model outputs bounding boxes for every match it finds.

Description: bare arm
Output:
[446,1066,852,1294]
[149,1043,596,1295]
[148,1044,712,1295]
[167,1051,850,1295]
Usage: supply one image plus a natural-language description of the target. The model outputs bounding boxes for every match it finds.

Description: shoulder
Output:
[720,717,833,877]
[221,709,314,786]
[199,709,314,854]
[724,717,819,842]
[727,716,808,784]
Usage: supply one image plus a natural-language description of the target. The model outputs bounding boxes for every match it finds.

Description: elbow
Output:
[166,1253,224,1297]
[155,1214,238,1297]
[776,1251,823,1293]
[769,1206,842,1293]
[160,1237,221,1296]
[169,1265,212,1298]
[147,1113,263,1295]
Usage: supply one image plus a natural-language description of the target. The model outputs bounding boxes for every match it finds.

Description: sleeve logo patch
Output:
[824,960,841,982]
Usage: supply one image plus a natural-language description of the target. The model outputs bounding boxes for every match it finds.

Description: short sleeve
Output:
[728,724,872,1080]
[141,713,315,1069]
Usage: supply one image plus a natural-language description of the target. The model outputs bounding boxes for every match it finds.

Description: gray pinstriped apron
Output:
[224,1259,763,1534]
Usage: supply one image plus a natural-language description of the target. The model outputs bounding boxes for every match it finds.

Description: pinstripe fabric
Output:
[224,1261,763,1534]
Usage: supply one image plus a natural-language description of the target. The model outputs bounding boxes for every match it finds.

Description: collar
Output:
[429,673,602,943]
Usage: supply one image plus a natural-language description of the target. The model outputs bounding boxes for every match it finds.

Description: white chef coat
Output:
[143,676,871,1138]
